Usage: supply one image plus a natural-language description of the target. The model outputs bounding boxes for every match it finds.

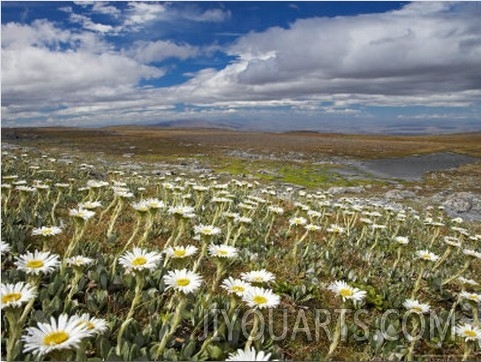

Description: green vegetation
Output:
[1,132,481,361]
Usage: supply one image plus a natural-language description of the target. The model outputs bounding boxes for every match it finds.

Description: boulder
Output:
[384,189,417,200]
[442,192,481,221]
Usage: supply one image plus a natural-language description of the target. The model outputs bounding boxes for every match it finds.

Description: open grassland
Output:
[3,127,481,191]
[4,126,481,159]
[1,127,481,361]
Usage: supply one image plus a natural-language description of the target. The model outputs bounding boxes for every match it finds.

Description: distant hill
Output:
[150,119,246,130]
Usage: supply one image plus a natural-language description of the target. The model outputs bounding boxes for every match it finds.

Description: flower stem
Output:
[5,309,22,362]
[462,341,472,361]
[442,260,470,286]
[411,265,427,299]
[406,315,420,361]
[116,273,144,356]
[327,307,346,359]
[154,297,186,359]
[244,310,261,351]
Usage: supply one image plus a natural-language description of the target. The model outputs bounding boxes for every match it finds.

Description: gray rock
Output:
[384,189,417,200]
[327,186,365,194]
[442,192,481,221]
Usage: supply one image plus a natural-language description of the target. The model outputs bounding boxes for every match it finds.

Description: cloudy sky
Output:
[2,1,481,133]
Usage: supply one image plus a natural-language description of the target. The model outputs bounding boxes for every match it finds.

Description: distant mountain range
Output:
[149,119,247,130]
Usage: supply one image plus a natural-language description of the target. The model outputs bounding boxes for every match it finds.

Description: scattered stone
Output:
[327,186,365,194]
[442,192,481,221]
[384,189,417,200]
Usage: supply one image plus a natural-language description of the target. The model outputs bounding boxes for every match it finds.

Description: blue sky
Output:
[2,1,481,133]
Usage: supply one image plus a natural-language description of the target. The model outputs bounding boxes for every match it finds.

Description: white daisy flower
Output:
[163,269,203,294]
[268,206,284,215]
[242,286,281,309]
[78,201,102,210]
[237,216,252,224]
[15,250,60,275]
[403,299,431,314]
[463,249,481,260]
[145,198,165,209]
[212,197,233,204]
[221,277,252,297]
[394,236,409,245]
[86,180,109,188]
[16,186,37,193]
[193,224,221,236]
[240,269,276,284]
[208,244,238,258]
[115,190,134,199]
[416,250,440,262]
[305,224,321,232]
[32,226,62,237]
[328,281,367,302]
[1,241,11,255]
[289,216,307,226]
[75,313,108,335]
[455,323,481,341]
[457,277,479,286]
[22,314,91,356]
[443,236,461,247]
[54,183,70,188]
[168,205,194,216]
[69,208,95,221]
[326,224,345,234]
[226,347,272,361]
[118,248,162,273]
[1,282,37,309]
[164,245,198,259]
[132,200,150,213]
[452,226,469,236]
[65,256,94,268]
[459,291,481,303]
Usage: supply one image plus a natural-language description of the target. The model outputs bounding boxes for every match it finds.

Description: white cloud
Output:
[185,8,231,23]
[174,2,481,108]
[124,2,168,27]
[1,19,163,119]
[69,13,115,34]
[129,40,200,63]
[2,2,481,131]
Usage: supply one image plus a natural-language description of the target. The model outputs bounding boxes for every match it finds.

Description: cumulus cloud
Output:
[174,1,481,108]
[129,40,200,63]
[2,2,481,131]
[1,19,163,117]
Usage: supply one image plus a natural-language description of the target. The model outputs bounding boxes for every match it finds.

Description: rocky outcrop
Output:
[384,189,417,200]
[327,186,365,194]
[442,192,481,221]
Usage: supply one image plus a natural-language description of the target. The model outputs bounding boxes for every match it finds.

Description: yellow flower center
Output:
[42,229,52,235]
[26,260,44,269]
[468,295,478,302]
[77,321,95,330]
[232,286,245,293]
[2,293,21,304]
[43,331,69,346]
[253,295,268,305]
[464,330,476,338]
[412,306,423,313]
[132,257,147,266]
[339,288,353,297]
[218,250,228,256]
[173,249,186,257]
[176,278,191,287]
